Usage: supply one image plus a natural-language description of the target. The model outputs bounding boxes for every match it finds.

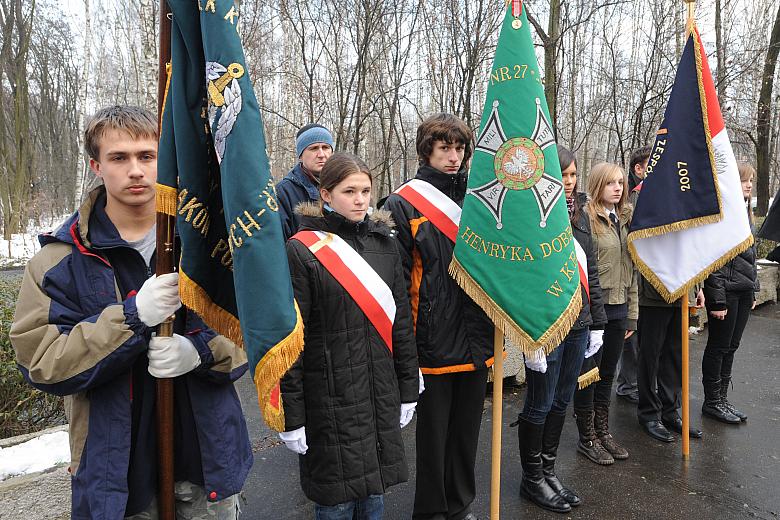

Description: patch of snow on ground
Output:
[0,215,69,268]
[0,431,70,481]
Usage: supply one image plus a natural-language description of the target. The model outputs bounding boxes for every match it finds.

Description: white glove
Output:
[400,402,417,428]
[279,426,308,455]
[524,348,547,373]
[136,273,182,326]
[585,330,604,359]
[147,333,201,378]
[418,369,425,395]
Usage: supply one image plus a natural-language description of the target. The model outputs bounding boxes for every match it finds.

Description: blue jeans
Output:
[315,495,384,520]
[521,327,589,424]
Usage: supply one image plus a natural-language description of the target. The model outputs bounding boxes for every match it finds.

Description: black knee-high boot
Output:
[720,377,747,421]
[541,412,581,507]
[517,416,571,513]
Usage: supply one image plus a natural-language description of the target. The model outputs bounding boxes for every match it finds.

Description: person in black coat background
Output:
[276,123,334,240]
[280,153,419,519]
[616,146,651,405]
[701,162,760,424]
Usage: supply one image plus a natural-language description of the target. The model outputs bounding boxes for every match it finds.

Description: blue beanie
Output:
[296,124,334,158]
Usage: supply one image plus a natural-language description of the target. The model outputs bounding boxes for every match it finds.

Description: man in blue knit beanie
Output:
[276,123,334,240]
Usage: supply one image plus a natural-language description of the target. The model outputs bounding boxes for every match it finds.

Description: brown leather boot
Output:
[574,409,613,465]
[594,403,628,460]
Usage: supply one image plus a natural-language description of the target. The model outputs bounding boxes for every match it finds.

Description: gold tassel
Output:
[448,257,582,356]
[159,62,172,131]
[578,367,601,390]
[156,184,179,217]
[179,270,244,347]
[628,235,753,303]
[253,302,305,432]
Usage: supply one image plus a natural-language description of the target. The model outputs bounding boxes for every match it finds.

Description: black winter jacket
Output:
[276,163,320,241]
[704,243,759,311]
[381,165,494,374]
[281,204,419,506]
[570,193,607,330]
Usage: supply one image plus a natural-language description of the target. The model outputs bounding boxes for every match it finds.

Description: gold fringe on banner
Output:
[578,367,600,390]
[156,184,178,217]
[628,234,753,303]
[449,257,582,356]
[625,213,721,242]
[179,269,244,347]
[253,302,305,432]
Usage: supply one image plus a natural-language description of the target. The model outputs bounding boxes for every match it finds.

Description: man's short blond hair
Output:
[84,105,158,160]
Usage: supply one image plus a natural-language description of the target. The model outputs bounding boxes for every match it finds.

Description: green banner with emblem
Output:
[157,0,302,431]
[449,4,581,354]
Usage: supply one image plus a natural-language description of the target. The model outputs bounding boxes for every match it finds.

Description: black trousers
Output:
[413,369,487,520]
[616,332,639,395]
[637,306,682,424]
[573,318,626,410]
[702,290,753,386]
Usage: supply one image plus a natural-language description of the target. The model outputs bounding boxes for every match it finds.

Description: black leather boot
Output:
[702,379,740,424]
[720,377,747,421]
[594,403,628,460]
[517,417,571,513]
[574,409,613,465]
[541,412,581,507]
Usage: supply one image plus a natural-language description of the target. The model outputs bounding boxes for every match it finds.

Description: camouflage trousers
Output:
[124,481,243,520]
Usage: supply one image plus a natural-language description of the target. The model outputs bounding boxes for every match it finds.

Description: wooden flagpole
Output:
[490,327,504,518]
[155,1,175,517]
[681,0,695,461]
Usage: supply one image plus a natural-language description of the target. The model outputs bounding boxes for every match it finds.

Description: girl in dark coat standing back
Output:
[701,162,759,424]
[280,153,420,519]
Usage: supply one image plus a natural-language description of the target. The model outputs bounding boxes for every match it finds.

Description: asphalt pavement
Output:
[236,303,780,519]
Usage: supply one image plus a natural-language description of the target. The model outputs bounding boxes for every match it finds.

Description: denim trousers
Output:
[315,495,384,520]
[521,327,589,424]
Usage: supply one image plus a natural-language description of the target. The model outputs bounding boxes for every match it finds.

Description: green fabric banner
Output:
[450,4,581,354]
[157,0,302,431]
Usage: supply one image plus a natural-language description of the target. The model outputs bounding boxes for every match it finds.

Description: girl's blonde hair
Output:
[737,162,755,223]
[585,162,631,235]
[737,162,755,183]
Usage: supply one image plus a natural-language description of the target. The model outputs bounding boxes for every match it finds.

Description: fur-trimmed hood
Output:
[294,201,395,227]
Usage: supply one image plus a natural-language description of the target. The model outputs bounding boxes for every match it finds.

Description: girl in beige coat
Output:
[572,162,638,465]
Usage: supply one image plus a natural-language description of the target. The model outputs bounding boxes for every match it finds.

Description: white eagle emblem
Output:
[206,61,245,163]
[503,149,530,176]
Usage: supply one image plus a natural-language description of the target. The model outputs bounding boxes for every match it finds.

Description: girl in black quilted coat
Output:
[280,152,420,519]
[701,162,760,424]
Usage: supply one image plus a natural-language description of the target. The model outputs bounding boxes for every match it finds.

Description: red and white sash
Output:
[292,230,396,352]
[573,238,590,302]
[394,179,461,242]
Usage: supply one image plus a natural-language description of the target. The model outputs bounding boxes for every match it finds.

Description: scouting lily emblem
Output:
[470,98,562,229]
[206,61,244,162]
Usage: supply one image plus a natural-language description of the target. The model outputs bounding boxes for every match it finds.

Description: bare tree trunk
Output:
[0,0,36,245]
[545,0,560,128]
[756,3,780,216]
[73,0,91,209]
[714,0,727,101]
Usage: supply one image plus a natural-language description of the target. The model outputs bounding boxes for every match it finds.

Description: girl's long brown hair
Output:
[585,162,631,235]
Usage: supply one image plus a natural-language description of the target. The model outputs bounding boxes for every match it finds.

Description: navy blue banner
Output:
[630,35,721,235]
